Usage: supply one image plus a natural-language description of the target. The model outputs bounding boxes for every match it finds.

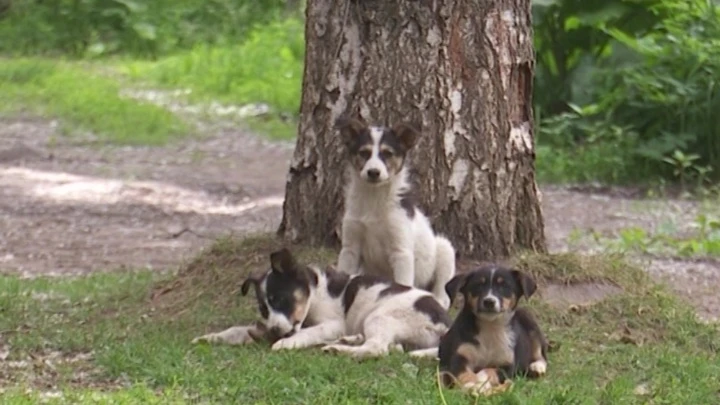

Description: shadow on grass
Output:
[1,233,718,403]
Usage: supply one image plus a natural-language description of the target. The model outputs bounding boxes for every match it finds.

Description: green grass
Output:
[0,58,189,145]
[1,235,719,404]
[123,17,304,142]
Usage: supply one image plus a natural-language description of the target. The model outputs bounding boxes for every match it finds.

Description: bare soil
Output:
[1,114,718,322]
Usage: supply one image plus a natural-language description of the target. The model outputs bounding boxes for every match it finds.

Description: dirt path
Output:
[1,114,718,322]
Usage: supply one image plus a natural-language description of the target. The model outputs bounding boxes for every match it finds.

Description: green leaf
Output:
[132,23,157,41]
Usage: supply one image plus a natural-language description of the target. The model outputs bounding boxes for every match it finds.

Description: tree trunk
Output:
[278,0,546,260]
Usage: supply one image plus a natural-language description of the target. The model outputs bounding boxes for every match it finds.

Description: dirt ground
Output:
[1,114,719,323]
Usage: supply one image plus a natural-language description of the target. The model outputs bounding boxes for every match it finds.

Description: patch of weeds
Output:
[0,58,189,145]
[512,250,649,289]
[1,234,719,403]
[125,17,304,137]
[593,214,720,257]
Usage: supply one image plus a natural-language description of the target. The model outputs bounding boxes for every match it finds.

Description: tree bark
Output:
[278,0,546,260]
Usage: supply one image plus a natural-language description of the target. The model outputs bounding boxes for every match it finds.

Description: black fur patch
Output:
[414,296,452,326]
[379,284,412,298]
[256,288,269,319]
[265,271,306,319]
[326,268,350,298]
[380,128,412,156]
[263,262,317,322]
[398,189,416,219]
[342,274,387,314]
[345,127,373,155]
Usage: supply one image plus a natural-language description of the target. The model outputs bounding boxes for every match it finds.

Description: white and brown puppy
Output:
[193,248,452,359]
[334,117,456,309]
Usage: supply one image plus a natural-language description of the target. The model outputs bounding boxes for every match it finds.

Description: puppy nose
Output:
[482,297,496,309]
[367,169,380,180]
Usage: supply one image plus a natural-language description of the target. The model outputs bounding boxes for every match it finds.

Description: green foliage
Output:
[596,2,720,179]
[532,0,667,118]
[592,214,720,257]
[0,58,188,145]
[534,0,720,185]
[0,0,287,58]
[536,107,647,183]
[127,17,305,118]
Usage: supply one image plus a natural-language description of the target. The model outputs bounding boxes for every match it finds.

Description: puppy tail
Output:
[432,236,457,308]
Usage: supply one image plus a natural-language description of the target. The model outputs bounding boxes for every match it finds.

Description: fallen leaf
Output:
[568,304,590,313]
[634,383,651,396]
[476,380,513,397]
[608,325,644,346]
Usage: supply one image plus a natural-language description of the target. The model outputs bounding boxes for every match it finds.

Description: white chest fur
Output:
[458,324,516,370]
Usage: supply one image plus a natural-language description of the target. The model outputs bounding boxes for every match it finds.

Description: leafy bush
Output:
[531,0,667,118]
[0,0,288,57]
[534,0,720,185]
[597,1,720,180]
[536,107,646,184]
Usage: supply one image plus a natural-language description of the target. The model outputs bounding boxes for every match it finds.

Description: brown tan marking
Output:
[456,368,479,386]
[467,295,480,312]
[351,155,366,171]
[383,155,405,175]
[479,368,501,386]
[501,294,517,311]
[290,289,308,324]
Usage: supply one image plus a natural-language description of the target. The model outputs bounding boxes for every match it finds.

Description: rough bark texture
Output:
[278,0,546,260]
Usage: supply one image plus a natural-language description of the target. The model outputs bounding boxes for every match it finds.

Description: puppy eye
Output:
[380,150,393,159]
[358,150,371,159]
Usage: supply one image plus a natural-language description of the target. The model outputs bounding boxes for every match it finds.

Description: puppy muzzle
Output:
[477,296,501,313]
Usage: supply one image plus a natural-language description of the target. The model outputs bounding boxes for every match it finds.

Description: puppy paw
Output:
[191,326,256,346]
[321,344,346,354]
[408,347,438,359]
[272,336,304,351]
[191,334,215,345]
[331,334,365,346]
[529,359,548,377]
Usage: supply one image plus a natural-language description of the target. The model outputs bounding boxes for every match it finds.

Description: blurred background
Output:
[2,0,719,187]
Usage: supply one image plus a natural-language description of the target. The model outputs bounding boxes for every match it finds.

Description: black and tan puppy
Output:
[438,265,548,396]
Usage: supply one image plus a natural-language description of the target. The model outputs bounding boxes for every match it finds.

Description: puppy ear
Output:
[240,276,260,296]
[512,269,537,299]
[392,123,420,151]
[335,116,367,149]
[445,273,469,307]
[270,248,297,275]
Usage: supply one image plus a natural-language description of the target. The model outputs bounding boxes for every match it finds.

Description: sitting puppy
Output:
[193,248,451,359]
[438,265,548,396]
[334,117,456,309]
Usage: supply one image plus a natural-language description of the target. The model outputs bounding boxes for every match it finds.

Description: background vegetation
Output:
[2,0,719,187]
